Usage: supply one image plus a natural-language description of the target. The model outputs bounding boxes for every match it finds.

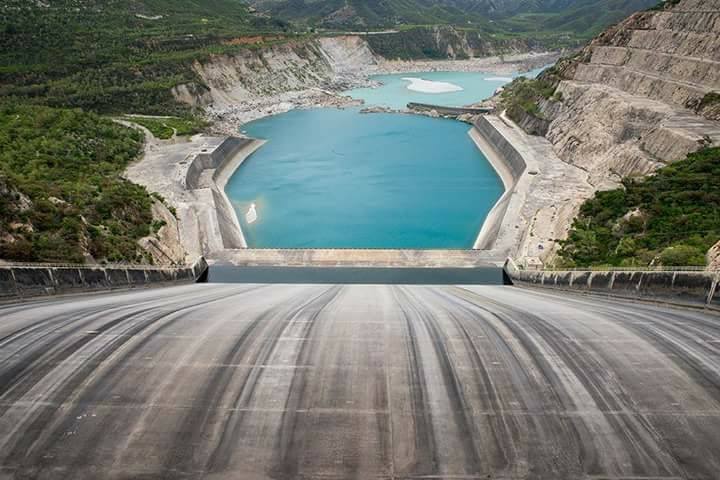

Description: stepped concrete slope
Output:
[540,0,720,189]
[1,283,720,479]
[497,0,720,266]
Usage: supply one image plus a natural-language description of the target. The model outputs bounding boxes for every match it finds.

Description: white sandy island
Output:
[484,76,513,82]
[402,77,463,94]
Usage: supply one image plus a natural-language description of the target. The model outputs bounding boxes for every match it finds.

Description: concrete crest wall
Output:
[185,138,252,190]
[471,116,527,251]
[504,258,720,311]
[407,103,492,115]
[0,257,208,302]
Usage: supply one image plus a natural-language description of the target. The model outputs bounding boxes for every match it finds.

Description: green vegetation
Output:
[0,0,292,115]
[558,147,720,268]
[500,75,557,118]
[122,115,209,139]
[498,52,585,124]
[0,1,288,263]
[364,26,581,60]
[700,92,720,109]
[0,104,159,264]
[265,0,656,42]
[498,57,573,122]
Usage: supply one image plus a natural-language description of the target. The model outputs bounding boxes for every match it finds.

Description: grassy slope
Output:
[558,148,720,268]
[121,116,209,139]
[0,104,159,264]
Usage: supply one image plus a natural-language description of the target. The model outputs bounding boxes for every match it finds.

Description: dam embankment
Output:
[467,113,593,264]
[407,103,492,116]
[0,257,208,302]
[185,137,253,189]
[504,258,720,311]
[183,136,266,252]
[471,116,528,251]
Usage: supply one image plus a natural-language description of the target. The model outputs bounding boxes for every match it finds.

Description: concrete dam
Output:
[2,277,720,479]
[3,106,719,480]
[3,111,718,479]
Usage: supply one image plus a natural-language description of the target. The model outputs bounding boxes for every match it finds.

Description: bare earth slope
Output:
[1,283,720,479]
[540,0,720,188]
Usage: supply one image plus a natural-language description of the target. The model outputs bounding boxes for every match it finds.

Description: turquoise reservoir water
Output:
[226,65,551,248]
[226,108,503,248]
[346,66,547,109]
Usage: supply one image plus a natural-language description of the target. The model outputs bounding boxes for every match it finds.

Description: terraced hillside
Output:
[499,0,720,267]
[522,0,720,186]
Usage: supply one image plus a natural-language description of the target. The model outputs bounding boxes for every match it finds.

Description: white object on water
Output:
[246,203,258,224]
[402,77,463,94]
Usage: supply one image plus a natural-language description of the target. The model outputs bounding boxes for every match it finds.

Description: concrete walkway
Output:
[125,136,264,258]
[471,114,593,265]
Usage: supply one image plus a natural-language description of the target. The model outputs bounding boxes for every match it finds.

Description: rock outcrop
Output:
[708,240,720,270]
[138,200,188,266]
[174,36,377,110]
[536,0,720,188]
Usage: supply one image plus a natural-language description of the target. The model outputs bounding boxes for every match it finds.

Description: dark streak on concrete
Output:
[0,283,719,479]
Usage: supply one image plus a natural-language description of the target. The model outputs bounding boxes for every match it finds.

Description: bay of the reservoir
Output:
[226,108,503,248]
[225,67,549,248]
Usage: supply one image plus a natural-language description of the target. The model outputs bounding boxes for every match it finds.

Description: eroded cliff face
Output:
[138,200,188,266]
[538,0,720,188]
[173,36,376,110]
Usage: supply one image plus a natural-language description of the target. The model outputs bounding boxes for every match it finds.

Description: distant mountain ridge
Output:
[252,0,657,36]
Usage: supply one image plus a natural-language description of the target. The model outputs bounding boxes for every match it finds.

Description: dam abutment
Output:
[470,115,528,253]
[504,258,720,311]
[0,257,209,302]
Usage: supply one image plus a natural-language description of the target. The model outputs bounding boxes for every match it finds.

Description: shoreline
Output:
[212,139,267,249]
[375,51,562,75]
[209,50,562,135]
[136,50,566,258]
[468,127,520,250]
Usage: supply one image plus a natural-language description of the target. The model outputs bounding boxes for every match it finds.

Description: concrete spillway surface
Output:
[1,284,720,478]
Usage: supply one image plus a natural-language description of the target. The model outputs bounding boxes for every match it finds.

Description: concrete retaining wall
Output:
[407,103,492,115]
[471,116,527,250]
[473,116,527,183]
[186,137,252,189]
[504,258,720,310]
[0,257,208,301]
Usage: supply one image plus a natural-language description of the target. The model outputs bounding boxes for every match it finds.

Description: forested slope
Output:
[0,104,161,263]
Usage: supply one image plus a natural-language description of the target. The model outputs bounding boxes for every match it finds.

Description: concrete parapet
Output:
[407,103,492,115]
[504,258,720,310]
[185,138,252,190]
[0,257,208,302]
[0,270,18,298]
[473,116,527,183]
[51,268,85,294]
[13,268,55,298]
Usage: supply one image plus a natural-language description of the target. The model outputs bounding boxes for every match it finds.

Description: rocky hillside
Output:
[364,26,549,60]
[177,36,375,109]
[169,36,382,127]
[499,0,720,267]
[514,0,720,188]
